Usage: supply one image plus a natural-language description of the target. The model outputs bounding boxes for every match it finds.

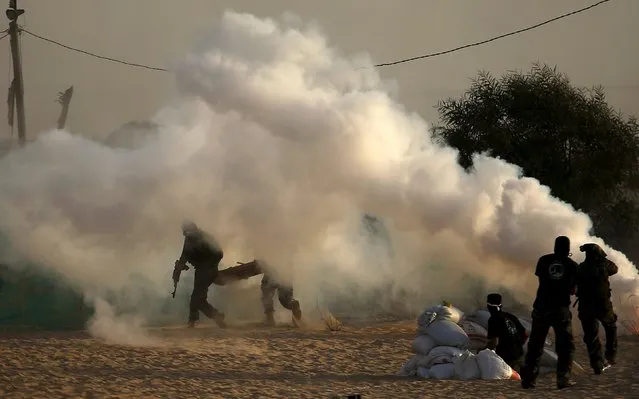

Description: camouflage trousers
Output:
[261,274,300,319]
[578,300,617,371]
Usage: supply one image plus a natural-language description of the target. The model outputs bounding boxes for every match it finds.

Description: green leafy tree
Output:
[434,63,639,262]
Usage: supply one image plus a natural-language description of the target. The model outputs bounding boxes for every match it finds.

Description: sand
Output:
[1,319,637,399]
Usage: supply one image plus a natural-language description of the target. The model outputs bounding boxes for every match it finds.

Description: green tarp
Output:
[0,264,94,331]
[0,264,194,331]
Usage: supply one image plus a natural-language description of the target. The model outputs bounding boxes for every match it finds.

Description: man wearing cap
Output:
[575,243,618,374]
[520,236,578,390]
[485,293,528,371]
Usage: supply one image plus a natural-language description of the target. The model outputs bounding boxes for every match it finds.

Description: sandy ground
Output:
[1,319,638,399]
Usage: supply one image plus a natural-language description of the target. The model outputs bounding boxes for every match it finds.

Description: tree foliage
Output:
[434,63,639,261]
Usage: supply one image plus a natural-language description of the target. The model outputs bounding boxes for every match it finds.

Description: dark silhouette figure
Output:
[520,236,578,390]
[576,243,618,374]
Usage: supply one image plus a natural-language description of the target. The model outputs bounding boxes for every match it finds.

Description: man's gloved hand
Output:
[174,260,189,271]
[172,261,189,283]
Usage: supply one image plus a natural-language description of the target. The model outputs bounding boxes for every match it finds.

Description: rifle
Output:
[171,262,189,299]
[171,279,178,298]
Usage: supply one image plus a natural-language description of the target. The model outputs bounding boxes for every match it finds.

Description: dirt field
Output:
[1,319,637,398]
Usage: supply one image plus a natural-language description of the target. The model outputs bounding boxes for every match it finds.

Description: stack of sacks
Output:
[460,309,560,374]
[458,318,489,350]
[398,303,468,378]
[398,304,521,380]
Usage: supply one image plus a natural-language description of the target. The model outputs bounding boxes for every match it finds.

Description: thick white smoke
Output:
[0,11,637,339]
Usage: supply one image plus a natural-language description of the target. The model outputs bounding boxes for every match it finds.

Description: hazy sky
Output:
[0,0,636,142]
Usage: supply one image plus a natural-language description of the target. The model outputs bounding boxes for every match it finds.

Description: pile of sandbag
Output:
[398,304,520,381]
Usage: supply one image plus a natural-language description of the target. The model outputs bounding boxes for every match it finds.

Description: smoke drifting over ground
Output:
[0,11,637,339]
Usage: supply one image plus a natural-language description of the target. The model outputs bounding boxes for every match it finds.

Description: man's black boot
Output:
[557,377,575,389]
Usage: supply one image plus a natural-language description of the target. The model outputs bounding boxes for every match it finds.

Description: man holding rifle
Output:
[172,221,261,328]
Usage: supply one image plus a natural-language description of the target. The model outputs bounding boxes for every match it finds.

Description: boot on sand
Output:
[557,378,575,390]
[291,300,304,328]
[213,311,227,329]
[265,312,276,327]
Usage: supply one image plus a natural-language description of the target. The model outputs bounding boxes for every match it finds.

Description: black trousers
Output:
[578,300,617,371]
[189,268,221,322]
[521,306,575,384]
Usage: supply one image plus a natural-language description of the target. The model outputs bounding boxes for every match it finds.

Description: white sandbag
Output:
[414,354,432,368]
[453,350,481,380]
[517,317,552,346]
[522,339,558,367]
[417,366,431,379]
[458,319,488,338]
[540,348,559,367]
[417,304,464,328]
[464,310,491,330]
[476,349,514,380]
[468,336,489,351]
[411,334,436,356]
[539,366,555,375]
[397,355,419,376]
[420,320,470,348]
[521,340,585,373]
[417,309,438,328]
[423,346,464,368]
[517,317,532,333]
[429,363,456,379]
[441,304,464,324]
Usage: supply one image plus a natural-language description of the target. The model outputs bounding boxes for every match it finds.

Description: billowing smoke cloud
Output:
[0,11,637,339]
[88,298,158,346]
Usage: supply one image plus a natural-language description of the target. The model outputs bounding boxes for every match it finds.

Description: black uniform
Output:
[255,260,302,326]
[487,301,528,370]
[520,236,578,390]
[173,223,226,327]
[576,243,618,373]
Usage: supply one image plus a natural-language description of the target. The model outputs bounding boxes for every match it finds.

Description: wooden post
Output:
[6,0,26,146]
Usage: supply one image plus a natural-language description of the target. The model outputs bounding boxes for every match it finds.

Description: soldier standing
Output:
[520,236,578,390]
[575,243,618,374]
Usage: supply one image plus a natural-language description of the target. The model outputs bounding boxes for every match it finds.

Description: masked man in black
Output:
[486,293,528,371]
[520,236,578,390]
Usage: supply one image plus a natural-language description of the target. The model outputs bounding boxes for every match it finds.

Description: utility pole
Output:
[56,86,73,130]
[6,0,26,146]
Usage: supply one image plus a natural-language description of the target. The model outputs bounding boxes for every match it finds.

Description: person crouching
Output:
[485,293,528,371]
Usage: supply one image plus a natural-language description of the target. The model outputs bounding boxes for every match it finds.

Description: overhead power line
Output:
[20,28,169,72]
[18,0,613,73]
[374,0,612,67]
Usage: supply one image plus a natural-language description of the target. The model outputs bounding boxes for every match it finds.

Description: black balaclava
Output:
[487,293,503,315]
[181,220,198,237]
[554,236,571,257]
